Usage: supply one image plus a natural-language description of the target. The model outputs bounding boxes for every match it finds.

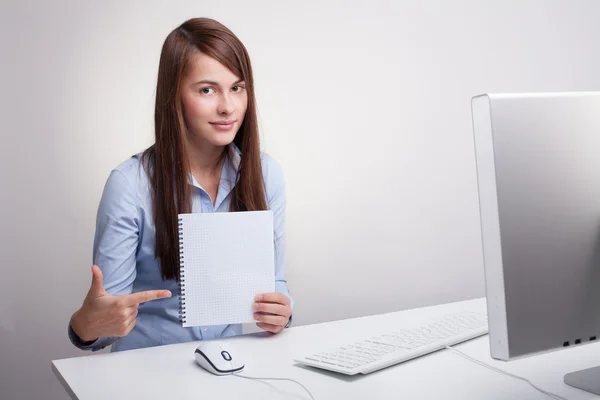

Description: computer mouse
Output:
[194,341,245,376]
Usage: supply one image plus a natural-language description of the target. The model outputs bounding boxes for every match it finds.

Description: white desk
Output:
[52,298,600,399]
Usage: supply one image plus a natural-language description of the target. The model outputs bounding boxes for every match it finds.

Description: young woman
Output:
[68,17,293,352]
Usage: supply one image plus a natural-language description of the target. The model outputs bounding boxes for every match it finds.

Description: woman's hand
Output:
[71,265,172,342]
[253,292,292,334]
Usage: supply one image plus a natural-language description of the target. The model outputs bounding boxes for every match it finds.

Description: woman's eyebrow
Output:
[195,78,244,86]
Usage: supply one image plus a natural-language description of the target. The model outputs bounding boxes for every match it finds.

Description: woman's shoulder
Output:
[95,153,149,215]
[103,152,149,198]
[260,151,285,199]
[109,153,147,183]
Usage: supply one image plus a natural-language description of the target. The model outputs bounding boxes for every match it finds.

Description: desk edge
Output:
[51,360,79,400]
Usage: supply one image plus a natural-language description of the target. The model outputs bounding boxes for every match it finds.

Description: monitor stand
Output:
[564,365,600,395]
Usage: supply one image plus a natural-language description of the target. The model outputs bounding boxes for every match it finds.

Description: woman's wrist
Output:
[70,308,97,343]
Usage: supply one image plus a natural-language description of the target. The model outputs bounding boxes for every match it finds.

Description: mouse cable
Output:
[444,345,568,400]
[231,371,315,400]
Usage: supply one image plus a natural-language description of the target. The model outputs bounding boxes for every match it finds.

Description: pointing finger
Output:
[123,290,172,306]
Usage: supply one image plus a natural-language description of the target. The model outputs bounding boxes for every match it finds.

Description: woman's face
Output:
[180,52,248,150]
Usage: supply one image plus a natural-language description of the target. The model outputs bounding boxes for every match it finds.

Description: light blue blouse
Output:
[68,144,293,352]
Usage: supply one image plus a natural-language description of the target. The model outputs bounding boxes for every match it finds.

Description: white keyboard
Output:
[293,310,488,375]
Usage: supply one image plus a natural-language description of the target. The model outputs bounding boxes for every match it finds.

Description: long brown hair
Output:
[141,18,267,282]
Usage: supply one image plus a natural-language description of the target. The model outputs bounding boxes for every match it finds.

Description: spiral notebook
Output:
[177,210,275,327]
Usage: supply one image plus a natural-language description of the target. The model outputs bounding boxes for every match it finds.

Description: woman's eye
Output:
[232,86,244,93]
[201,87,214,95]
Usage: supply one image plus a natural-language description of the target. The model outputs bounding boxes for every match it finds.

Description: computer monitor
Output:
[471,92,600,395]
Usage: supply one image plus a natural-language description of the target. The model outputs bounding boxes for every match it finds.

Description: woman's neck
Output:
[186,139,227,179]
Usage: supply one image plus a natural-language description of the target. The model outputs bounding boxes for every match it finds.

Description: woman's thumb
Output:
[89,265,107,295]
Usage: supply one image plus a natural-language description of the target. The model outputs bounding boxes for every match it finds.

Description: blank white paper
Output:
[178,210,275,327]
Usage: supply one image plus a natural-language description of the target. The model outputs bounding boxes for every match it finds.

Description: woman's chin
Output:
[190,129,238,149]
[207,134,236,148]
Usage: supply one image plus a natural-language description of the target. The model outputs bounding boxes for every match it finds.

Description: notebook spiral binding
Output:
[178,217,186,325]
